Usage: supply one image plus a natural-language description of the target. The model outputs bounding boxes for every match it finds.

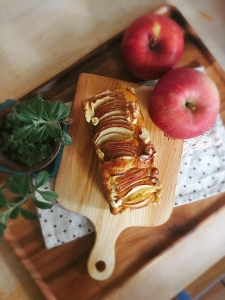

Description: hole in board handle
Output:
[95,260,106,272]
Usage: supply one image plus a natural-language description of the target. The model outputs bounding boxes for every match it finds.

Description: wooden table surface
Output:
[0,0,225,299]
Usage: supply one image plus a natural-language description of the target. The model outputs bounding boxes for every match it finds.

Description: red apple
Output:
[121,13,184,80]
[148,68,220,139]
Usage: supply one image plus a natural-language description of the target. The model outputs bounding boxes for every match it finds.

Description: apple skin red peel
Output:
[121,13,184,80]
[148,67,220,139]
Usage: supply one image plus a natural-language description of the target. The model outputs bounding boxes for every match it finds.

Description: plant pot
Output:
[0,102,61,174]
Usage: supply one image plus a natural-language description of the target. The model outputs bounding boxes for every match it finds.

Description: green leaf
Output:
[60,130,72,146]
[43,143,53,159]
[0,222,7,238]
[31,100,43,119]
[12,196,24,203]
[32,198,53,209]
[16,114,33,123]
[35,170,50,189]
[13,124,34,140]
[18,144,40,167]
[55,102,71,120]
[49,100,62,120]
[37,190,58,201]
[0,188,10,208]
[9,206,21,219]
[45,124,61,138]
[20,208,38,220]
[7,174,30,196]
[42,100,70,121]
[27,125,48,143]
[16,104,39,121]
[42,101,52,120]
[1,211,10,224]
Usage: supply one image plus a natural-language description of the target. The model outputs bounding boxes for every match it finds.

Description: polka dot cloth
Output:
[175,115,225,205]
[36,178,94,249]
[36,115,225,249]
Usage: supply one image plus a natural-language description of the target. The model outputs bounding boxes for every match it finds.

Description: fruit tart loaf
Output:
[81,87,162,214]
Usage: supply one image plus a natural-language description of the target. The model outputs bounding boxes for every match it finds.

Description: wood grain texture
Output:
[0,239,45,300]
[186,256,225,298]
[104,205,225,300]
[3,230,57,300]
[1,4,225,300]
[55,73,183,280]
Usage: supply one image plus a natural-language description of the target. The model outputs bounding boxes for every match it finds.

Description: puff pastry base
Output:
[82,87,162,214]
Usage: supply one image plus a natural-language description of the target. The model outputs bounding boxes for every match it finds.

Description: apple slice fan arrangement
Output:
[1,10,224,280]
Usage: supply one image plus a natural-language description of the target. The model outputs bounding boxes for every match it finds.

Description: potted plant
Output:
[0,94,73,238]
[0,94,72,173]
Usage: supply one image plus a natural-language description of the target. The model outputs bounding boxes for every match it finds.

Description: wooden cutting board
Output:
[55,73,184,280]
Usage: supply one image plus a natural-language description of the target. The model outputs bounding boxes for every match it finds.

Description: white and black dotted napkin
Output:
[175,115,225,205]
[37,178,95,248]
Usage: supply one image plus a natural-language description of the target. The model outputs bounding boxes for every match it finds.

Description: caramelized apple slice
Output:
[100,139,140,160]
[94,126,134,146]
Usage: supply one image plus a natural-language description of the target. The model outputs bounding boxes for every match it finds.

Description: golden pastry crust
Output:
[81,87,162,214]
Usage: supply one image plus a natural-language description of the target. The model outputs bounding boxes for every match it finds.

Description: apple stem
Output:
[186,102,196,110]
[150,37,157,49]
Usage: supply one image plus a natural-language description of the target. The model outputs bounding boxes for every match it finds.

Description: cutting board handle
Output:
[87,215,122,280]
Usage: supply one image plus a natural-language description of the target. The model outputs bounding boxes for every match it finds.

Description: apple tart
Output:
[82,87,162,214]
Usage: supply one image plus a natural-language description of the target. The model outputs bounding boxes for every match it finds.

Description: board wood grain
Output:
[55,73,183,280]
[105,205,225,300]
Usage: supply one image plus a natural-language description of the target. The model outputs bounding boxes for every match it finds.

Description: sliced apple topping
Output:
[81,88,162,214]
[112,167,156,198]
[83,91,126,122]
[100,156,162,213]
[100,139,140,160]
[90,94,116,111]
[98,110,126,122]
[124,185,157,203]
[95,100,127,119]
[94,126,134,147]
[95,117,133,133]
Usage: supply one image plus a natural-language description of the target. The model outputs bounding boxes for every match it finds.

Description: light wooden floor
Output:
[182,257,225,299]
